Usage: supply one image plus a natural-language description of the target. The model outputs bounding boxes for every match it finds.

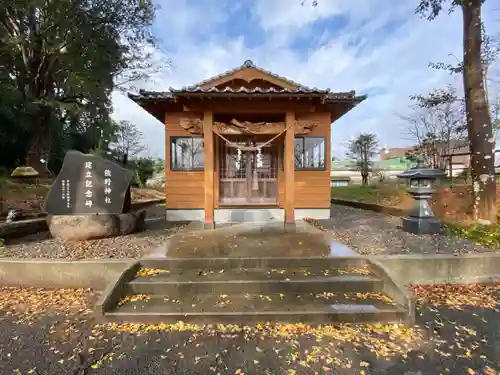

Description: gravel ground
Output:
[0,205,186,260]
[309,205,494,255]
[0,284,499,375]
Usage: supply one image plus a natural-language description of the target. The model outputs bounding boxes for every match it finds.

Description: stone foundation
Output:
[165,208,331,223]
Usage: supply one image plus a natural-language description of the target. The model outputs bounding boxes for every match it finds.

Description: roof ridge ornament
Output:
[243,59,255,68]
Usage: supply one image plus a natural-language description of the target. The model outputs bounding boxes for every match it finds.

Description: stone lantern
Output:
[397,157,445,235]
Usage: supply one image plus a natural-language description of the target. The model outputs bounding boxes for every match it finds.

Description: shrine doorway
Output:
[219,138,279,206]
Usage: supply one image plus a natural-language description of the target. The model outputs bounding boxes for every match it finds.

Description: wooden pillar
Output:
[284,111,295,224]
[164,114,169,205]
[203,111,214,227]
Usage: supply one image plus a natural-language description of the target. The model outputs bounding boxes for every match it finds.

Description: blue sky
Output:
[112,0,500,159]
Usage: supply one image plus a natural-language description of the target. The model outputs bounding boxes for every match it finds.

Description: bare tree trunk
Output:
[26,106,52,177]
[361,146,368,186]
[462,0,496,224]
[361,173,368,186]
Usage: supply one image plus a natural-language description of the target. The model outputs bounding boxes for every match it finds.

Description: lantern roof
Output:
[397,158,446,179]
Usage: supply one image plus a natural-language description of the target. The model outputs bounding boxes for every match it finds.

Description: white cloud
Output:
[112,0,500,159]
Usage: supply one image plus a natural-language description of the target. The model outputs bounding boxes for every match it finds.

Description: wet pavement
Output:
[153,221,358,258]
[1,291,499,375]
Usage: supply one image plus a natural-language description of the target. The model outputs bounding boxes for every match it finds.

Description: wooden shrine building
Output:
[129,60,366,226]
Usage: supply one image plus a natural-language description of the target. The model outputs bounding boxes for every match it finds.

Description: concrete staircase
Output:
[98,257,414,325]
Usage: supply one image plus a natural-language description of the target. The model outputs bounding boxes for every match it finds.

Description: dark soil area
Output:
[331,183,500,225]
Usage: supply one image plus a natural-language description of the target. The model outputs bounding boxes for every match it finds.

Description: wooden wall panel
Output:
[294,112,331,209]
[295,173,331,208]
[165,112,204,209]
[164,111,331,210]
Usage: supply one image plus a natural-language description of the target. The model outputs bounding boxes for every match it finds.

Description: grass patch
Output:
[331,184,409,206]
[444,222,500,250]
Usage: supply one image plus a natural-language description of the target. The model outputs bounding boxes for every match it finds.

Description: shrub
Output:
[0,167,10,178]
[444,223,500,250]
[129,158,155,187]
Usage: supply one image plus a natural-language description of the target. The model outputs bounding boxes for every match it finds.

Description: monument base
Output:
[48,210,146,241]
[401,216,441,235]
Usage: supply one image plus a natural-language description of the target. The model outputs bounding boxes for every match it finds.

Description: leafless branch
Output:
[399,100,467,169]
[113,120,145,157]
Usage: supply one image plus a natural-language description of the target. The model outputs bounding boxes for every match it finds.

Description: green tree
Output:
[130,157,155,187]
[416,0,496,224]
[347,133,379,186]
[154,158,165,174]
[0,0,155,174]
[90,119,120,159]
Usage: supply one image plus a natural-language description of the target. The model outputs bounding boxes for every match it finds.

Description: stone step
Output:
[105,292,405,324]
[133,266,373,283]
[139,257,370,270]
[126,272,383,296]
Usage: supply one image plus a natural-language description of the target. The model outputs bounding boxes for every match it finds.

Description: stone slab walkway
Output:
[311,205,492,255]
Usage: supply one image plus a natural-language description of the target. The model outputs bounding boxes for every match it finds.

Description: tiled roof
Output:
[184,59,311,91]
[168,86,330,94]
[127,91,174,101]
[128,59,368,102]
[128,87,366,101]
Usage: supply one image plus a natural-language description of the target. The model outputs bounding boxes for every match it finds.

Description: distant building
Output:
[330,159,359,186]
[375,156,415,171]
[332,143,500,185]
[383,142,471,177]
[331,159,357,170]
[380,146,413,161]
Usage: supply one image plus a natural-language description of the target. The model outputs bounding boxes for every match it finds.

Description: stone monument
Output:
[44,150,146,241]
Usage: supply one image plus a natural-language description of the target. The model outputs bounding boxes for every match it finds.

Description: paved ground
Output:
[1,205,186,260]
[310,205,492,255]
[0,285,499,375]
[160,220,356,258]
